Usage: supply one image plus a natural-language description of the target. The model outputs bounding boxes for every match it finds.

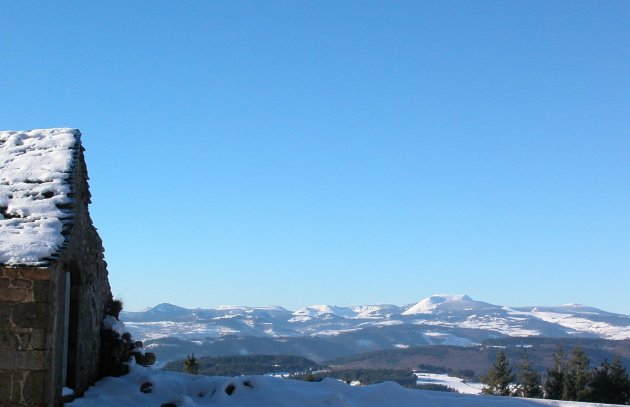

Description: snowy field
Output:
[67,363,616,407]
[415,372,484,394]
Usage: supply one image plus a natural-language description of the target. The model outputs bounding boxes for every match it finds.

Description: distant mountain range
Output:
[120,294,630,364]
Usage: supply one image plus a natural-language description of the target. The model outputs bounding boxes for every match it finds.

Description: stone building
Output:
[0,129,112,406]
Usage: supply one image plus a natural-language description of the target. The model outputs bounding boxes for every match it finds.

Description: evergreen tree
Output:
[183,353,199,375]
[609,357,630,404]
[514,351,543,398]
[544,347,566,400]
[563,347,591,401]
[589,357,630,404]
[482,350,515,396]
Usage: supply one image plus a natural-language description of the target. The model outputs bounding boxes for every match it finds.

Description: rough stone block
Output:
[12,302,48,329]
[1,268,21,279]
[0,287,28,302]
[0,302,12,326]
[29,329,47,350]
[133,352,156,366]
[0,278,9,288]
[18,268,49,281]
[0,350,47,370]
[10,279,32,289]
[0,370,11,401]
[0,331,18,350]
[16,333,31,350]
[23,370,44,405]
[12,378,23,404]
[32,281,49,302]
[0,302,10,315]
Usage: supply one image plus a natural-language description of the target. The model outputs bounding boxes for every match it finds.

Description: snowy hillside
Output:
[402,294,493,315]
[67,363,616,407]
[121,294,630,344]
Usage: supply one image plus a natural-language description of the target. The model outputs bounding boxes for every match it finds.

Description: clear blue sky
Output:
[1,1,629,313]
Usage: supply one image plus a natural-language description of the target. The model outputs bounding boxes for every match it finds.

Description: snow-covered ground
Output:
[67,363,616,407]
[415,372,483,394]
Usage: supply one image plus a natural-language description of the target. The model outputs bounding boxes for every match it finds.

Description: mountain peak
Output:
[148,303,189,313]
[293,305,356,318]
[402,294,480,315]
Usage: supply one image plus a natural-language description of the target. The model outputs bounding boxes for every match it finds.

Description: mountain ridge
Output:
[122,293,630,342]
[119,294,630,365]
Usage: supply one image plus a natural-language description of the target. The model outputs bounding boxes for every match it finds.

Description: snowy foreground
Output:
[68,364,615,407]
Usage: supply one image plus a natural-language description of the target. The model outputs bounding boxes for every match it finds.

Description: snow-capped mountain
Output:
[401,294,494,315]
[121,294,630,344]
[119,294,630,365]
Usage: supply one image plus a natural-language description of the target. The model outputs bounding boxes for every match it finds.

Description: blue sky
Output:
[1,1,629,312]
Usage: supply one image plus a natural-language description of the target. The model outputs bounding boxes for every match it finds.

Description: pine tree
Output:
[609,357,630,404]
[563,347,591,401]
[482,350,515,396]
[589,357,630,404]
[183,353,199,375]
[544,347,566,400]
[515,351,543,398]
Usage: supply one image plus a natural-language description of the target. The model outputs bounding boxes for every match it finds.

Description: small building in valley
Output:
[0,129,113,406]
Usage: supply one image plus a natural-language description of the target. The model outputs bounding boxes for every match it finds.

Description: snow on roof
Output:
[0,128,81,266]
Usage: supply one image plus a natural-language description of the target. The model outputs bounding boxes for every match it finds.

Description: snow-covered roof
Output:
[0,128,81,266]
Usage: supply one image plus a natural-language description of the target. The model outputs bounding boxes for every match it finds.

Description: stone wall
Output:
[58,145,112,398]
[0,144,112,406]
[0,265,51,405]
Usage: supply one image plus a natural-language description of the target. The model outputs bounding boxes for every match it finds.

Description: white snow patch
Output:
[374,319,404,326]
[314,328,361,336]
[103,315,128,336]
[0,129,79,265]
[293,304,356,318]
[415,372,483,395]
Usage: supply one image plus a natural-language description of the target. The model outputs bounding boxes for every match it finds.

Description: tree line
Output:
[482,347,630,404]
[172,353,457,391]
[292,368,428,389]
[164,354,323,376]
